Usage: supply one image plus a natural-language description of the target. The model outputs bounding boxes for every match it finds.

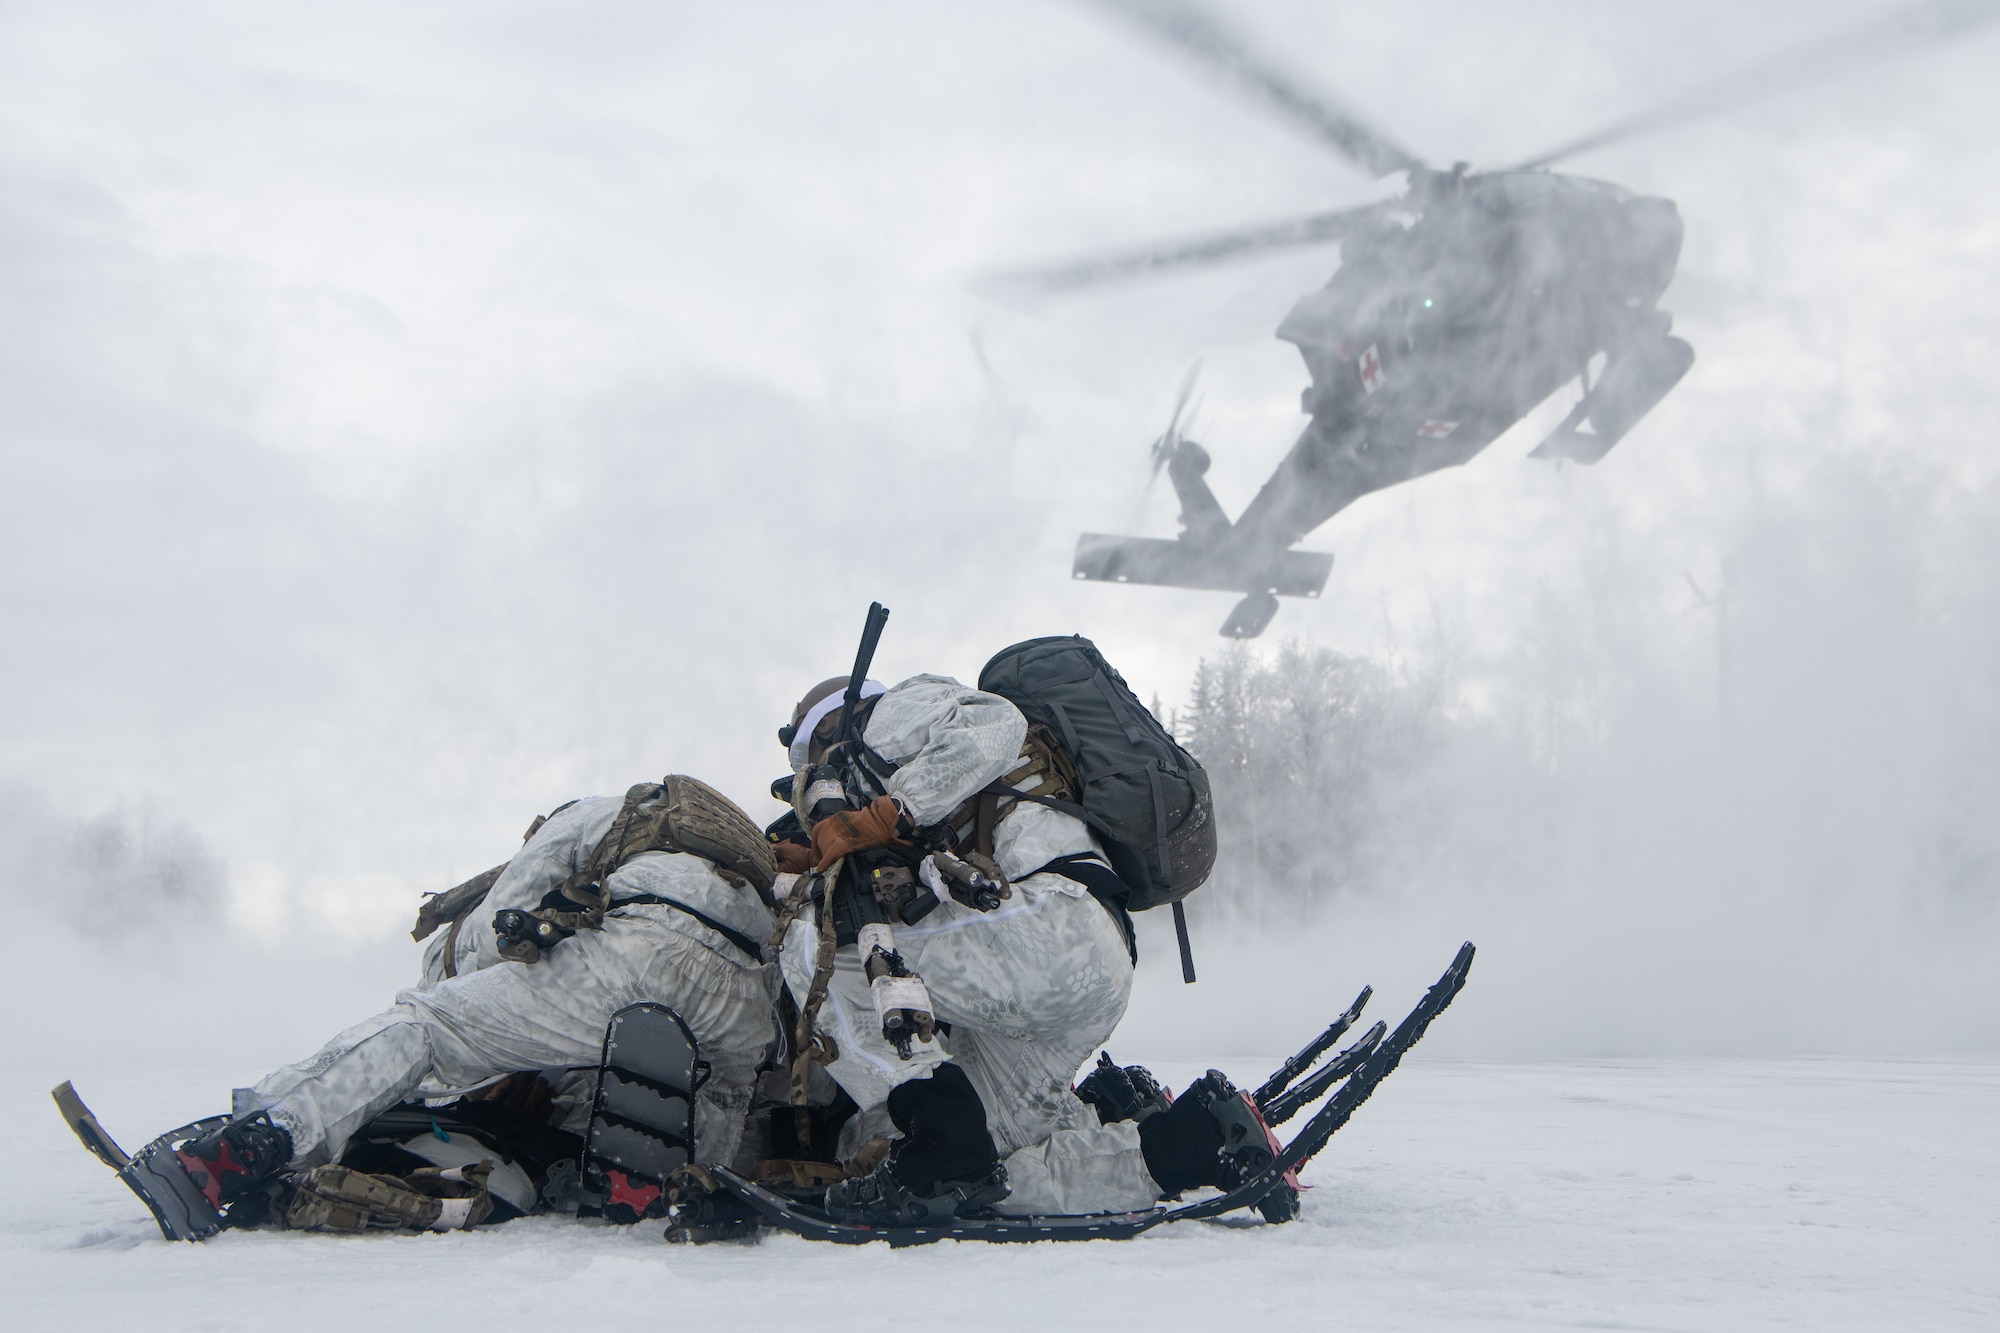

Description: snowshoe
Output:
[52,1082,246,1241]
[1251,984,1372,1108]
[579,1002,705,1224]
[1260,1019,1386,1127]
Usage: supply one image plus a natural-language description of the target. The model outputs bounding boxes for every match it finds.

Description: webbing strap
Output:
[1144,765,1173,896]
[1046,700,1083,756]
[613,895,765,963]
[1000,778,1194,982]
[1032,853,1138,965]
[789,869,841,1140]
[1090,668,1149,745]
[442,911,468,980]
[1172,901,1197,984]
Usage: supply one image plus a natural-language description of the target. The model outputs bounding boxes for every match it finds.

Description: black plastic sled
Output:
[712,941,1475,1246]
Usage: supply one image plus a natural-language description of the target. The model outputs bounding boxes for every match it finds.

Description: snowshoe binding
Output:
[1138,1068,1298,1223]
[822,1156,1011,1226]
[662,1180,762,1244]
[174,1111,293,1213]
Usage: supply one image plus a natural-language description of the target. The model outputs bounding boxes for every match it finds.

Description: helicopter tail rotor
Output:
[1151,359,1204,478]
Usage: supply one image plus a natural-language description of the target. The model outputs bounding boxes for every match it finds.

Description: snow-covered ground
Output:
[9,1055,1994,1331]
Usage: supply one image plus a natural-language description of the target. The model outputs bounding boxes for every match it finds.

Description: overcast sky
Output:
[3,1,1996,1061]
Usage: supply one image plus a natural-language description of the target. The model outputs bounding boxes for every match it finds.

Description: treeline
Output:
[1173,640,1462,927]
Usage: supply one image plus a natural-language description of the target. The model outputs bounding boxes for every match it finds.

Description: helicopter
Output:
[1016,0,1996,638]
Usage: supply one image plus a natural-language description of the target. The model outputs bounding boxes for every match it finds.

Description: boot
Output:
[173,1111,294,1213]
[1137,1069,1299,1222]
[664,1186,761,1244]
[823,1063,1010,1225]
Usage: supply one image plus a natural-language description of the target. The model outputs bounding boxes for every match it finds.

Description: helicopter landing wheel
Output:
[1220,591,1282,639]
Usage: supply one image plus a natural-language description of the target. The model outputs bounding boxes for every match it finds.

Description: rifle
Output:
[837,601,890,749]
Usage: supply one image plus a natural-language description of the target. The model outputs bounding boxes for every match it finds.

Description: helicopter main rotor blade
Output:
[1165,358,1202,441]
[1087,0,1424,178]
[991,202,1383,292]
[1505,0,1999,172]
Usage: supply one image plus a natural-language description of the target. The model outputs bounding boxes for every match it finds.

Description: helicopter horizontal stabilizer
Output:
[1073,533,1332,598]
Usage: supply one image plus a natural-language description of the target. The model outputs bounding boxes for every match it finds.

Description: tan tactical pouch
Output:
[604,775,779,896]
[281,1164,495,1233]
[411,864,509,944]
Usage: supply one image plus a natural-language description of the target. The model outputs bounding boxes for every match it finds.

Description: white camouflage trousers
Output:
[781,874,1158,1214]
[255,905,778,1171]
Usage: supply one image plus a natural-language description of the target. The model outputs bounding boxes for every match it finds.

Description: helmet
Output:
[781,676,886,768]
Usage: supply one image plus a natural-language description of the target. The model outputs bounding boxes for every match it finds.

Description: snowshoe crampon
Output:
[708,940,1475,1245]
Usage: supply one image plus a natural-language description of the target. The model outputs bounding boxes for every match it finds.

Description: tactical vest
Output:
[412,775,776,972]
[943,724,1079,857]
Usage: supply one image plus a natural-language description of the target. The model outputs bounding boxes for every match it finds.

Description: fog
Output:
[2,1,1995,1070]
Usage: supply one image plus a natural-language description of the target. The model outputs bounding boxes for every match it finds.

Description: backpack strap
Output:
[612,895,765,964]
[1031,853,1137,964]
[555,782,662,921]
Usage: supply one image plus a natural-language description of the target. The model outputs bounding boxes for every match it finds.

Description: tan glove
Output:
[810,795,909,871]
[772,840,814,875]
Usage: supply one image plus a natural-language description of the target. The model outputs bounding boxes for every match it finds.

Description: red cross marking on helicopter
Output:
[1417,418,1458,438]
[1358,344,1384,393]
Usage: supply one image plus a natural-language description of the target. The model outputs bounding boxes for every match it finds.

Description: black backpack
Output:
[979,636,1216,914]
